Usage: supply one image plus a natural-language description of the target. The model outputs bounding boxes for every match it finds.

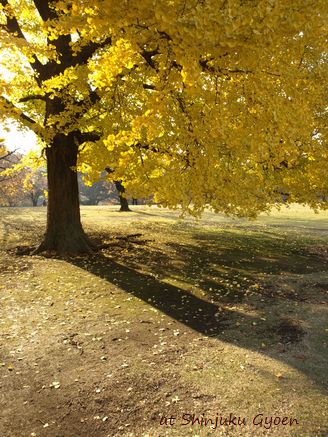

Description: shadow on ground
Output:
[69,229,328,392]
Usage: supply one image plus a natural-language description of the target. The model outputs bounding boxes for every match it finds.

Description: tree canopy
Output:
[0,1,327,251]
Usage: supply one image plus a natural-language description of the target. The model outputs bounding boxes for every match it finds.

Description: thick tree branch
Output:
[73,37,112,66]
[0,96,44,137]
[140,47,159,70]
[39,36,113,81]
[19,95,47,103]
[1,96,36,124]
[75,131,102,144]
[143,83,157,90]
[32,0,57,21]
[53,88,102,132]
[32,1,111,82]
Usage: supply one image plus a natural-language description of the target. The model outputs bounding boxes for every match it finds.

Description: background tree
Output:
[0,141,17,182]
[114,180,131,212]
[104,168,131,212]
[78,173,116,206]
[0,0,327,253]
[0,143,25,206]
[0,144,47,206]
[23,167,47,206]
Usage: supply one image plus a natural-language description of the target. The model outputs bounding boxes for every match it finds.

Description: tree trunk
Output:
[36,133,94,255]
[31,196,38,207]
[114,180,131,212]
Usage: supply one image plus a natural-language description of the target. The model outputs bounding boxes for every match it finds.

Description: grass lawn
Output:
[0,204,327,437]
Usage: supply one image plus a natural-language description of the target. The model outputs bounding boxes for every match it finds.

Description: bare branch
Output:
[261,70,281,77]
[199,57,281,78]
[0,149,17,161]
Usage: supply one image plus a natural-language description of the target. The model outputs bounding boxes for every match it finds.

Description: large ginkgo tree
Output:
[0,0,327,254]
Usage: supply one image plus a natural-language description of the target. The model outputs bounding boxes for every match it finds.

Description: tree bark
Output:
[36,133,94,254]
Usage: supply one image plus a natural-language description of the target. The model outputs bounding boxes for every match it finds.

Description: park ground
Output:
[0,204,327,437]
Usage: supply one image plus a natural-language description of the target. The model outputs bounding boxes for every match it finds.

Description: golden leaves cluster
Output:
[1,0,327,215]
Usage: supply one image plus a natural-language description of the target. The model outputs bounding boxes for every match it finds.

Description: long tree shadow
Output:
[69,243,328,392]
[71,253,224,334]
[90,228,328,305]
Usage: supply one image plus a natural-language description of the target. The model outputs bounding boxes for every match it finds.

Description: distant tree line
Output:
[0,146,146,208]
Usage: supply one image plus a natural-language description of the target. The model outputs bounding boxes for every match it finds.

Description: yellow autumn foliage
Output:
[0,0,327,216]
